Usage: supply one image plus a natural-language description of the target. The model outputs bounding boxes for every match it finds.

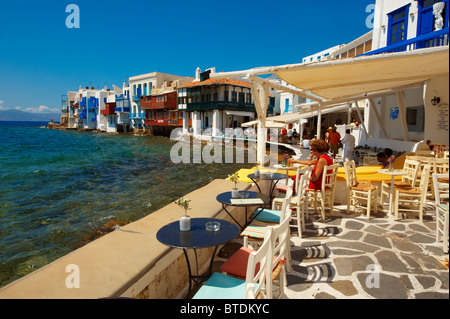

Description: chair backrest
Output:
[296,166,313,200]
[244,227,273,299]
[279,179,294,221]
[433,173,450,204]
[266,209,292,299]
[402,159,420,187]
[344,159,357,188]
[434,158,449,174]
[418,164,431,200]
[321,164,339,192]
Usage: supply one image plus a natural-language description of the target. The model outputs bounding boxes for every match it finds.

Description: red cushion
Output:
[220,247,256,277]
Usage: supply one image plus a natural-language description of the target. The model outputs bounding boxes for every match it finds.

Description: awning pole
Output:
[249,78,269,167]
[317,104,322,140]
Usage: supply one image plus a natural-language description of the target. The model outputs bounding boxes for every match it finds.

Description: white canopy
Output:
[241,119,286,128]
[210,46,450,166]
[212,46,449,102]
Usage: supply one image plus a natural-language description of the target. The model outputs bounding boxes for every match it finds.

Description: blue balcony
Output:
[88,97,98,109]
[129,112,145,119]
[115,106,131,113]
[78,111,87,119]
[360,28,449,56]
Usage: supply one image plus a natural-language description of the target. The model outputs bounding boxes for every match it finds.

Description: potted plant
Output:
[228,172,240,198]
[282,153,289,167]
[175,197,191,231]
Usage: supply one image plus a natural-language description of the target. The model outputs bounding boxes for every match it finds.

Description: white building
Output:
[359,0,449,150]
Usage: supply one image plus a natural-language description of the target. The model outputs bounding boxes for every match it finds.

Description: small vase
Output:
[388,163,394,172]
[231,188,239,198]
[179,215,191,231]
[254,168,260,177]
[282,159,287,167]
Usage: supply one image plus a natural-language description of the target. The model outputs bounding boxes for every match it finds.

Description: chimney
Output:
[194,67,201,81]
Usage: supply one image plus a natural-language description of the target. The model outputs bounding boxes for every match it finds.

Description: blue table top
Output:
[156,218,239,249]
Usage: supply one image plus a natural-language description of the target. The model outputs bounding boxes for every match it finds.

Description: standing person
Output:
[341,129,355,162]
[327,126,341,159]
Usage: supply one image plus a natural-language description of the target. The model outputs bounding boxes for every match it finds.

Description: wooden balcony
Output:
[100,103,116,116]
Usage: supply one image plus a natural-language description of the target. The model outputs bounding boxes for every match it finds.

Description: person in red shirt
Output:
[288,139,334,191]
[327,127,341,158]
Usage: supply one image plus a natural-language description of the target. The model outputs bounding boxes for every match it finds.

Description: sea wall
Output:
[0,179,254,299]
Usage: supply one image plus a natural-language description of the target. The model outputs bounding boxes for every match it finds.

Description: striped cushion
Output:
[437,203,449,211]
[241,220,274,239]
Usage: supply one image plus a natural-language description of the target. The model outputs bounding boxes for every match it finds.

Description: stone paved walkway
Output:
[215,200,448,299]
[284,202,449,299]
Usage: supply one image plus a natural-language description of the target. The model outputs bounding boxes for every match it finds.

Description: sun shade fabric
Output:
[274,47,449,101]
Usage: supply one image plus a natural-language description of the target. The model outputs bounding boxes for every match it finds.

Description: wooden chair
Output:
[220,210,292,299]
[381,159,420,204]
[393,164,431,222]
[193,227,274,299]
[308,164,339,220]
[272,167,313,237]
[252,179,294,224]
[344,159,378,219]
[433,173,449,253]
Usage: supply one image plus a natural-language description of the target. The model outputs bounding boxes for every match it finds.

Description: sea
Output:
[0,121,254,288]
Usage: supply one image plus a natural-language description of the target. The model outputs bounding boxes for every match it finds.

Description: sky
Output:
[0,0,375,115]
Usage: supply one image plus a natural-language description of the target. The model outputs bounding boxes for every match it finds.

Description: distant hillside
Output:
[0,109,61,122]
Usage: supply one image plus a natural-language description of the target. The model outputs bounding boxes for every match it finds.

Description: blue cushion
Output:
[254,208,281,223]
[192,273,245,299]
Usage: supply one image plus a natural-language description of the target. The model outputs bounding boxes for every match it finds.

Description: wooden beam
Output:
[395,91,410,141]
[354,101,370,138]
[367,98,388,138]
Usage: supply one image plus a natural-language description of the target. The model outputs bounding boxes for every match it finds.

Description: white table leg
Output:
[389,176,395,216]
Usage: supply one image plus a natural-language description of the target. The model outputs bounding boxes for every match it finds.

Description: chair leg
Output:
[374,190,378,215]
[394,191,399,220]
[320,195,326,220]
[296,206,302,238]
[347,190,351,214]
[367,190,372,219]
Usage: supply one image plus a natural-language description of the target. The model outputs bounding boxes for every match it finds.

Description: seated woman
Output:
[288,139,334,191]
[376,152,389,167]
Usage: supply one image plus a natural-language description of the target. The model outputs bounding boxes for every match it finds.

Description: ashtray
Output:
[206,221,221,232]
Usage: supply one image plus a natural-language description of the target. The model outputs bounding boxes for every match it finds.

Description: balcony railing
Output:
[360,28,449,56]
[130,112,145,119]
[115,106,131,113]
[181,101,256,112]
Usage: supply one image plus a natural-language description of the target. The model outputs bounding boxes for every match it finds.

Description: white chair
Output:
[193,227,274,299]
[272,167,313,237]
[308,164,339,220]
[252,179,294,224]
[381,159,420,204]
[344,159,378,219]
[393,164,431,222]
[218,210,293,299]
[433,173,449,254]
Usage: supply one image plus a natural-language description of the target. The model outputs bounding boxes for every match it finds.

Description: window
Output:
[418,0,448,36]
[406,105,424,132]
[388,6,409,45]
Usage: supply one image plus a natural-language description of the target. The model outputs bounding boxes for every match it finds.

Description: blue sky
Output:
[0,0,375,114]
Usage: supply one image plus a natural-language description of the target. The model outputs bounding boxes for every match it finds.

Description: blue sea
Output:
[0,121,253,288]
